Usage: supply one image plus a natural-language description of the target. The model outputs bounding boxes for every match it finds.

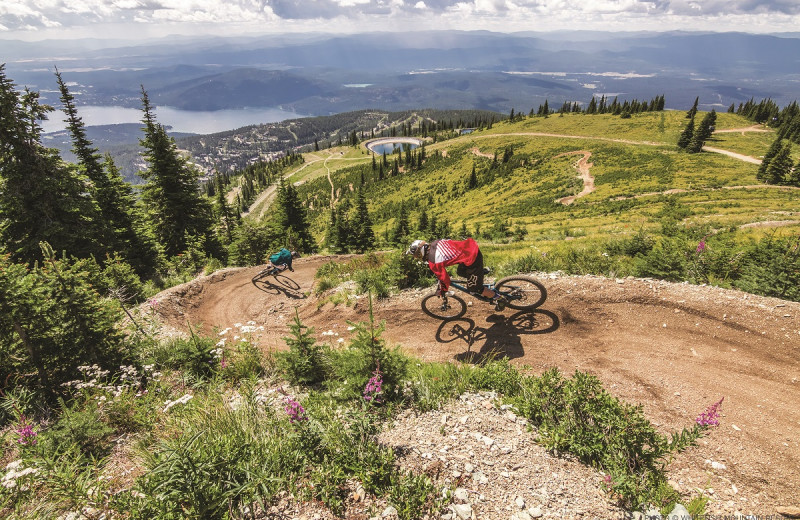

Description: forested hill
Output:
[44,108,502,182]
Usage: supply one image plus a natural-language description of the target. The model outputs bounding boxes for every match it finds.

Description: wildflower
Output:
[696,239,706,253]
[163,394,193,412]
[696,397,724,427]
[149,299,159,309]
[15,416,37,446]
[284,397,307,423]
[363,366,383,403]
[220,356,228,369]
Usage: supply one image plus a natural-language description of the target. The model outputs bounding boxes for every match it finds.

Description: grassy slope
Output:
[258,111,800,266]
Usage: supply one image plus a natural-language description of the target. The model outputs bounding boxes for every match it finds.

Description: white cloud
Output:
[1,0,800,37]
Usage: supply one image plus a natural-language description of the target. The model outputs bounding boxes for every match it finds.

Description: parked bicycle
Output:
[421,272,547,320]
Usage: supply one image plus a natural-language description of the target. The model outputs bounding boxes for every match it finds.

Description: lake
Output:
[40,105,304,135]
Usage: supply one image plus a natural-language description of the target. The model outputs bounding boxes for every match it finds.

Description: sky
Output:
[2,0,800,41]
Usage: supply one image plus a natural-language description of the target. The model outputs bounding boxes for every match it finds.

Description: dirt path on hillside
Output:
[150,256,800,515]
[554,151,594,205]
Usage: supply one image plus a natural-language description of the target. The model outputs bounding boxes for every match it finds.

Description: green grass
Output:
[1,322,718,517]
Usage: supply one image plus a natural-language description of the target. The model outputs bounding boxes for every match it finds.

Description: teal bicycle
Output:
[421,273,547,320]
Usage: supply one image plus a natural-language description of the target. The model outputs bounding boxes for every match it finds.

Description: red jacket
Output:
[425,238,480,291]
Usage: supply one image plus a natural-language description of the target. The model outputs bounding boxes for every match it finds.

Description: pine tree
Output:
[56,70,157,275]
[467,164,478,189]
[677,117,695,149]
[214,172,235,244]
[763,143,793,184]
[789,159,800,187]
[138,86,216,258]
[390,204,410,246]
[0,65,102,263]
[686,110,716,153]
[687,97,699,119]
[351,189,375,253]
[758,137,785,181]
[274,178,314,252]
[417,207,429,234]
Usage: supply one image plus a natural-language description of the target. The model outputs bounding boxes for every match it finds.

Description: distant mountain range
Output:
[6,30,800,118]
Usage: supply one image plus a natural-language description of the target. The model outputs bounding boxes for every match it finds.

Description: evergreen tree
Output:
[0,243,128,398]
[138,86,216,258]
[0,65,102,263]
[351,189,375,253]
[214,172,235,244]
[390,204,410,246]
[687,97,699,119]
[758,137,785,181]
[686,110,716,153]
[763,143,793,184]
[467,164,478,189]
[677,117,695,149]
[334,200,352,253]
[56,70,158,275]
[417,207,429,234]
[789,159,800,187]
[324,207,337,251]
[274,178,314,252]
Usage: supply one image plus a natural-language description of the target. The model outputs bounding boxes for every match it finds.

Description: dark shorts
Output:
[456,250,484,294]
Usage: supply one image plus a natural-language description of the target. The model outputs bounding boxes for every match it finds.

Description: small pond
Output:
[367,138,422,155]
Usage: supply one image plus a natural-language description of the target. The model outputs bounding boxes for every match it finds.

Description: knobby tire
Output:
[421,291,468,320]
[494,275,547,310]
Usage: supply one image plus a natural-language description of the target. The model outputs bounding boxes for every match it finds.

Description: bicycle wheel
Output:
[494,276,547,310]
[421,292,468,320]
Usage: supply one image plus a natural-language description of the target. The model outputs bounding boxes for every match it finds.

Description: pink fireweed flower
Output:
[363,367,383,403]
[15,417,37,446]
[696,239,706,253]
[284,397,307,423]
[696,397,724,427]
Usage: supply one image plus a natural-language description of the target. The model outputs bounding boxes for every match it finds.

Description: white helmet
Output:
[405,239,428,259]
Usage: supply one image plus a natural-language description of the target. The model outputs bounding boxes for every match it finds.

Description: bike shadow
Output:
[251,273,305,299]
[435,309,560,363]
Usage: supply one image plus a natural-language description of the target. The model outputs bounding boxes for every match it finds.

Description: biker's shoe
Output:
[491,291,507,311]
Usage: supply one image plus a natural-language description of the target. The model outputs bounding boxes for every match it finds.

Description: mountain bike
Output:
[254,263,290,280]
[421,274,547,320]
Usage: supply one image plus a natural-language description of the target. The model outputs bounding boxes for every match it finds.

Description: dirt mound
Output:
[149,255,800,516]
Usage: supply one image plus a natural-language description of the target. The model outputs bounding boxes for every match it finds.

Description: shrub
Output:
[38,397,115,460]
[276,311,329,386]
[328,296,408,401]
[511,368,715,509]
[735,234,800,301]
[634,237,687,281]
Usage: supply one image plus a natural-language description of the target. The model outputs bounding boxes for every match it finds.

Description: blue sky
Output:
[2,0,800,40]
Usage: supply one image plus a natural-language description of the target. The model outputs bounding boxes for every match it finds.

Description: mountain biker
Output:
[266,248,299,273]
[405,238,506,310]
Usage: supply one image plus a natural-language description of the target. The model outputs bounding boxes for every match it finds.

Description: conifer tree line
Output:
[513,94,666,121]
[726,96,800,186]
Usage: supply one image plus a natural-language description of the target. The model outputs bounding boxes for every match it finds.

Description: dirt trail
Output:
[151,255,800,515]
[554,150,594,205]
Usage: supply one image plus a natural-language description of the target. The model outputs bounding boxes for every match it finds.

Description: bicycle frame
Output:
[444,280,493,301]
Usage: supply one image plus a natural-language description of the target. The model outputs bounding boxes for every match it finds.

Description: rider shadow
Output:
[251,273,305,299]
[436,309,560,364]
